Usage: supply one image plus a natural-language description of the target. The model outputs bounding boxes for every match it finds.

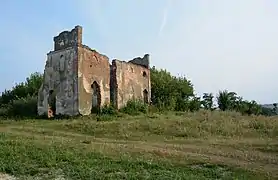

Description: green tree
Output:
[0,90,14,106]
[233,96,244,112]
[249,100,262,115]
[272,103,277,115]
[25,72,43,96]
[150,67,194,111]
[202,93,214,110]
[0,72,43,105]
[238,100,259,115]
[0,72,43,118]
[216,90,237,111]
[188,96,202,112]
[261,106,274,116]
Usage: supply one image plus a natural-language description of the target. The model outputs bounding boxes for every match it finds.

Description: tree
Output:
[216,90,237,111]
[0,89,14,106]
[0,72,43,118]
[25,72,44,96]
[150,67,194,111]
[0,72,43,105]
[272,103,277,115]
[188,96,202,112]
[248,100,262,115]
[239,100,262,115]
[202,93,214,110]
[261,106,274,116]
[233,96,244,112]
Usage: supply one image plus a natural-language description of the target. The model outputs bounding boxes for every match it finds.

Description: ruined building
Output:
[37,26,151,116]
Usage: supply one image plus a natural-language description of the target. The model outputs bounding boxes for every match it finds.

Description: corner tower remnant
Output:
[38,25,151,117]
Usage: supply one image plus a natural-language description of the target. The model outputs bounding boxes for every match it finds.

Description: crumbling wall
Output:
[77,46,110,115]
[110,64,115,105]
[128,54,150,68]
[112,57,151,109]
[37,47,79,116]
[38,25,151,116]
[53,26,82,51]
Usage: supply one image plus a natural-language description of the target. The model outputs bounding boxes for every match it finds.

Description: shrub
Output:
[4,95,38,119]
[120,99,148,115]
[0,105,10,118]
[174,97,189,111]
[98,104,117,116]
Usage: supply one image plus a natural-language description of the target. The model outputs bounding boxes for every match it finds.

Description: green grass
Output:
[0,110,277,179]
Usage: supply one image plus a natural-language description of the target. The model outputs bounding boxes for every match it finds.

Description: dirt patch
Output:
[0,173,17,180]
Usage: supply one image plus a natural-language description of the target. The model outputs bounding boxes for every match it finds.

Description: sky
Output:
[1,0,278,104]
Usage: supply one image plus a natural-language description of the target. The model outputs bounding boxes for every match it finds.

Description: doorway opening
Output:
[143,89,148,104]
[48,90,56,118]
[91,81,101,113]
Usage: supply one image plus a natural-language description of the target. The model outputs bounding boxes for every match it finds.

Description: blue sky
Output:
[1,0,278,104]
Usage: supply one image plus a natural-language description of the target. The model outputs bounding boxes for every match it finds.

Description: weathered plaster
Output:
[38,26,81,116]
[38,25,151,117]
[78,46,110,115]
[54,26,82,51]
[111,55,151,109]
[37,47,79,116]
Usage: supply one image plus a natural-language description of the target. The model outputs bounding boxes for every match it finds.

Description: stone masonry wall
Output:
[112,58,151,109]
[77,46,110,115]
[53,26,82,51]
[128,54,150,68]
[38,25,151,116]
[37,47,79,116]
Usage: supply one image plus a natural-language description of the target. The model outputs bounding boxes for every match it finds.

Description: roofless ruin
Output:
[37,25,151,117]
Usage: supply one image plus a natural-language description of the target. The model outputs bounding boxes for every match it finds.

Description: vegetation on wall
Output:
[0,67,276,118]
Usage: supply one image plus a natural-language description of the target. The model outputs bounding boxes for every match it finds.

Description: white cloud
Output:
[158,0,172,37]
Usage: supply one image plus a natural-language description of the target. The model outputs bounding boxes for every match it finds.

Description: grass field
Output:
[0,110,277,180]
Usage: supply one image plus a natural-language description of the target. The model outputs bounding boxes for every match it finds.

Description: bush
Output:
[120,100,148,115]
[0,106,10,119]
[98,104,117,116]
[94,104,121,122]
[174,97,189,111]
[1,95,38,119]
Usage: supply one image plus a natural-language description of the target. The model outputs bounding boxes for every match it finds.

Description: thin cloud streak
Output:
[158,0,172,37]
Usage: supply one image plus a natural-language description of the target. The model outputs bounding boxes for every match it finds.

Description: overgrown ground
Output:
[0,110,277,180]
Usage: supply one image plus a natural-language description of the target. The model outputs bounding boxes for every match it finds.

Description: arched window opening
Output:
[91,81,101,113]
[143,89,148,104]
[143,71,147,77]
[48,90,56,118]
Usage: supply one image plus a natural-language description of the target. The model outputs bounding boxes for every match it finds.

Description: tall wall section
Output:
[77,46,110,115]
[37,26,81,116]
[111,54,151,109]
[37,48,79,116]
[38,25,151,116]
